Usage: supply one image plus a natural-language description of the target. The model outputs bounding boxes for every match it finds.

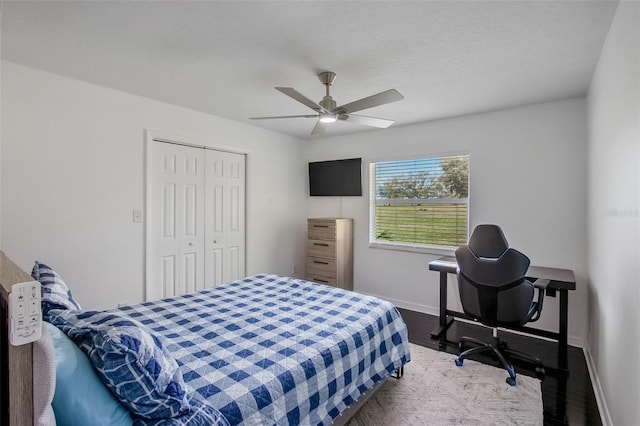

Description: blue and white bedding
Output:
[49,274,411,425]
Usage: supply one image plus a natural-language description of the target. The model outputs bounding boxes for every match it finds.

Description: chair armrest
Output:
[428,260,457,274]
[528,279,550,322]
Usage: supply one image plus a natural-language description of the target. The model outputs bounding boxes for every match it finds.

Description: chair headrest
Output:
[468,224,509,258]
[455,245,530,287]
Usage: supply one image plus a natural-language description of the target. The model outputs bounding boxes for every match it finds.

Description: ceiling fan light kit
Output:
[250,71,404,135]
[319,113,337,123]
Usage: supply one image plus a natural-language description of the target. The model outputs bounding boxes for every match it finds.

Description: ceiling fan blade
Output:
[340,114,395,128]
[334,89,404,114]
[250,114,317,120]
[275,87,327,113]
[311,120,330,135]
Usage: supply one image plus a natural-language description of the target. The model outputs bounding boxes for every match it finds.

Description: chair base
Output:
[455,334,545,386]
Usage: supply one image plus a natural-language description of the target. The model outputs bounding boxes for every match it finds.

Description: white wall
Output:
[307,98,589,346]
[1,61,308,310]
[587,1,640,425]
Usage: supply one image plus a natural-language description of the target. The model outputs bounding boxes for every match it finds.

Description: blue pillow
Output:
[45,322,133,426]
[32,261,81,317]
[47,310,223,422]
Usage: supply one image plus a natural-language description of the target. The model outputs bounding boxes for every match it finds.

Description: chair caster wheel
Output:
[535,366,545,378]
[455,358,463,367]
[506,377,517,386]
[458,341,466,352]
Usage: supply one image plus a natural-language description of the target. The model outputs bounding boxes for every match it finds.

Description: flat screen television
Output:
[308,158,362,196]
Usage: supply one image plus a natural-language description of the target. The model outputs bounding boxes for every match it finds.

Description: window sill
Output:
[369,241,456,257]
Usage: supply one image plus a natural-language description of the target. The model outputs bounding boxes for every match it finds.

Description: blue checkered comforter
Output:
[115,274,411,425]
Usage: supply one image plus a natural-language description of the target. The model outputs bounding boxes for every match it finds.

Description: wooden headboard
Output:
[0,251,34,425]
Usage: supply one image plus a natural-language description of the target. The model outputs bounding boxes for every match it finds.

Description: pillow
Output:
[45,322,133,426]
[32,261,81,317]
[47,310,208,421]
[33,323,56,426]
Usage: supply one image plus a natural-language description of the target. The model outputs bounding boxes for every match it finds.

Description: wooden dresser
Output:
[305,218,353,290]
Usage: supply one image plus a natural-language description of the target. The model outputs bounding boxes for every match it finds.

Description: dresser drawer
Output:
[308,220,336,241]
[306,257,337,278]
[305,274,337,287]
[306,239,336,258]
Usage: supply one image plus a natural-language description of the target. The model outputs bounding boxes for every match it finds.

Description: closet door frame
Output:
[144,130,249,302]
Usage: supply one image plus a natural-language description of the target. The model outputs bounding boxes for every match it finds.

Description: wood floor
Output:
[398,308,602,426]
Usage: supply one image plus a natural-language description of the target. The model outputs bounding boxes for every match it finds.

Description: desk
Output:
[428,259,576,371]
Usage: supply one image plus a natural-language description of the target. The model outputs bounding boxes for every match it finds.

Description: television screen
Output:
[309,158,362,196]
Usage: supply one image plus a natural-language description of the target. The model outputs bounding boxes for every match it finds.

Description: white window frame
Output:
[368,152,470,256]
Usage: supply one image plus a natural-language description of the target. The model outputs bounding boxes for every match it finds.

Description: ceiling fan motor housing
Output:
[320,96,337,111]
[318,71,338,111]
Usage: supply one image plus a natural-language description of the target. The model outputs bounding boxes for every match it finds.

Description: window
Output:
[369,153,469,253]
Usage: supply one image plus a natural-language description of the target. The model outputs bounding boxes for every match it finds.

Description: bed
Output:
[0,253,411,425]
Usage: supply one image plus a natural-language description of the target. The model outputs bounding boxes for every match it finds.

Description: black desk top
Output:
[428,259,576,291]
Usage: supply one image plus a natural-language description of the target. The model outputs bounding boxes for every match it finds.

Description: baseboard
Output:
[567,334,584,349]
[583,346,613,426]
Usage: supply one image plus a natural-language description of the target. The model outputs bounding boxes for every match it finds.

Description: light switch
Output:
[133,209,143,223]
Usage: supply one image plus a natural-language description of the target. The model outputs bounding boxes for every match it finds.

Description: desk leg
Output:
[430,271,454,338]
[558,290,569,371]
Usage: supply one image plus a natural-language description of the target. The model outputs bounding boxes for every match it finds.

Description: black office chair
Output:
[454,224,549,386]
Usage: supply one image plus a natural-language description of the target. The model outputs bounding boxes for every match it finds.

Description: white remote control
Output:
[9,280,42,346]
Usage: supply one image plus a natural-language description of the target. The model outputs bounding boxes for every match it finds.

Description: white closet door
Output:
[147,140,246,300]
[205,149,246,286]
[148,142,205,300]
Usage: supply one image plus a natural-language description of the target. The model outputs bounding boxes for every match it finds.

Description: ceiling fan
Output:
[250,71,404,135]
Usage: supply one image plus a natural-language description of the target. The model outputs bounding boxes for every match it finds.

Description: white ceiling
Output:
[1,0,618,140]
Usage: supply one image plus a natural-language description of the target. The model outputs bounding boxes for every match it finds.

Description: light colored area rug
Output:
[347,344,543,426]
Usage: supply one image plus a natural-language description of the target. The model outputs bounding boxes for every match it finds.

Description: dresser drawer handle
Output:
[313,278,329,283]
[313,225,330,228]
[313,260,329,265]
[313,243,330,247]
